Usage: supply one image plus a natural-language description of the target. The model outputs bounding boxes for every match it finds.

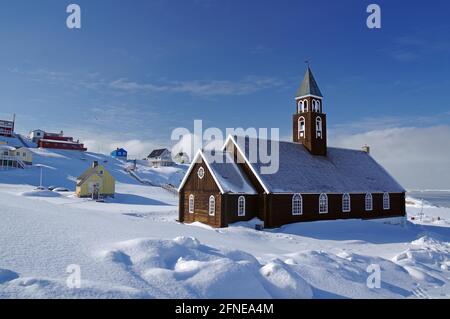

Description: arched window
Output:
[316,100,321,112]
[209,195,216,216]
[319,193,328,214]
[365,193,373,211]
[297,100,304,113]
[298,117,306,138]
[316,117,323,138]
[342,193,351,212]
[292,194,303,216]
[303,100,309,112]
[238,196,246,217]
[189,194,194,214]
[383,192,390,210]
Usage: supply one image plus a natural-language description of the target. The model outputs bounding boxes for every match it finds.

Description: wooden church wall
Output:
[266,192,406,228]
[179,161,223,228]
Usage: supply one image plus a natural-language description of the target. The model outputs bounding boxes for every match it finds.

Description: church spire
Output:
[296,66,323,98]
[293,66,327,156]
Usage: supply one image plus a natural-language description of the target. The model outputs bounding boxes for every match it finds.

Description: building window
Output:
[319,194,328,214]
[198,167,205,179]
[238,196,246,217]
[298,117,306,139]
[316,117,323,139]
[342,193,351,212]
[383,193,390,210]
[189,195,194,214]
[303,99,309,112]
[209,195,215,216]
[316,100,321,112]
[292,194,303,216]
[297,101,303,113]
[365,193,373,211]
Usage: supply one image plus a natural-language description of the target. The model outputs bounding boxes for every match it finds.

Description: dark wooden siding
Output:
[266,192,406,228]
[179,160,223,227]
[223,194,259,225]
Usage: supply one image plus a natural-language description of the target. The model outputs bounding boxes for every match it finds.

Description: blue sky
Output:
[0,0,449,188]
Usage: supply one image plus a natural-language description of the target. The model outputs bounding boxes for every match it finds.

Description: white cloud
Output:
[109,76,283,96]
[331,125,450,190]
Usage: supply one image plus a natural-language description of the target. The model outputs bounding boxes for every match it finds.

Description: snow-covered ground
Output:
[0,148,449,299]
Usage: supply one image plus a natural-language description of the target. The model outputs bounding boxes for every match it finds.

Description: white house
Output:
[147,148,174,168]
[29,130,46,143]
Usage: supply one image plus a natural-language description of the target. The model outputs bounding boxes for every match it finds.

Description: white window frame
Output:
[342,193,351,212]
[319,193,328,214]
[298,117,306,139]
[316,117,323,139]
[383,192,390,210]
[303,99,309,112]
[298,100,303,113]
[189,194,194,214]
[197,167,205,179]
[238,196,246,217]
[209,195,215,216]
[292,194,303,216]
[365,193,373,211]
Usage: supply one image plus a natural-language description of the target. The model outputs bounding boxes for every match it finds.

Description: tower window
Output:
[316,100,321,112]
[319,193,328,214]
[298,117,306,138]
[316,117,323,138]
[292,194,303,216]
[342,193,351,212]
[297,101,303,113]
[365,193,373,211]
[303,100,308,112]
[209,195,216,216]
[189,194,194,214]
[383,192,390,210]
[238,196,246,217]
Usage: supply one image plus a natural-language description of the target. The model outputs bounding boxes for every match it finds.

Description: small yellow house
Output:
[76,161,115,199]
[15,147,33,165]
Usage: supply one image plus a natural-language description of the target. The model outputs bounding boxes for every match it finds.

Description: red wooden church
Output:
[178,67,406,228]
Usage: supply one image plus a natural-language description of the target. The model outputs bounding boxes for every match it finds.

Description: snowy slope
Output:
[0,148,186,190]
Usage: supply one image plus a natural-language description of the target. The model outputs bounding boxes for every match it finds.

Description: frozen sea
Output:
[408,190,450,208]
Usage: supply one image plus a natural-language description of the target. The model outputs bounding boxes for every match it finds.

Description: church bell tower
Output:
[293,66,327,156]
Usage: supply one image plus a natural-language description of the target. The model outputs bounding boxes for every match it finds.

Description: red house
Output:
[31,130,87,151]
[0,115,15,137]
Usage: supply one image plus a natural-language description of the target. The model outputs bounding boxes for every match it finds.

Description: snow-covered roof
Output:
[0,145,16,151]
[39,139,82,145]
[148,149,169,158]
[204,151,257,194]
[228,136,406,194]
[178,150,257,194]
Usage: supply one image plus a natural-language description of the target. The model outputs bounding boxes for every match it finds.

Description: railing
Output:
[0,155,26,169]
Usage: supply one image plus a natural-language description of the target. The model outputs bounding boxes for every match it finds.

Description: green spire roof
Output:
[296,67,323,98]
